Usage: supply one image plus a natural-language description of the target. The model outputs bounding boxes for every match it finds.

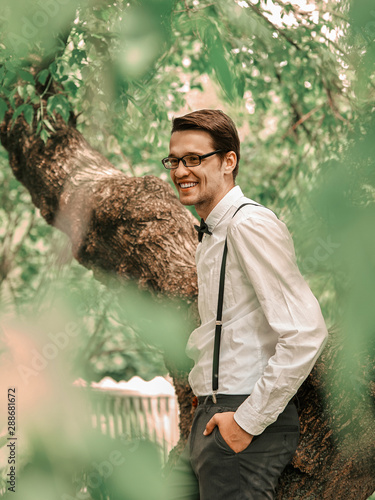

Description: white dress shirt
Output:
[186,186,328,436]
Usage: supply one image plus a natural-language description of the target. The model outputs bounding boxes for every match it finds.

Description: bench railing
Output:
[84,382,179,464]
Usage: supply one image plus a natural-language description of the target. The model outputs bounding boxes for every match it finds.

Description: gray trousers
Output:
[165,395,299,500]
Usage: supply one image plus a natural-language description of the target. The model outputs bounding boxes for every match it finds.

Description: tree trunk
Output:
[1,105,374,499]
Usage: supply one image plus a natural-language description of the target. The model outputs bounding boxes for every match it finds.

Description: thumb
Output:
[203,416,217,436]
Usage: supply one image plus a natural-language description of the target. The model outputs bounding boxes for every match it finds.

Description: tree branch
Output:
[282,104,323,140]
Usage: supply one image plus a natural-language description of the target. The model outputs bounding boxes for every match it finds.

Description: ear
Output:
[223,151,237,176]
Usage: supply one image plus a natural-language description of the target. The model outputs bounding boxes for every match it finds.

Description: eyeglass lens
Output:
[165,155,200,169]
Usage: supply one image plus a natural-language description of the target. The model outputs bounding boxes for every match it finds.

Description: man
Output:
[162,109,328,499]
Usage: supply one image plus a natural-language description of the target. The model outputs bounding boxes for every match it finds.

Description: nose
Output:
[173,159,190,177]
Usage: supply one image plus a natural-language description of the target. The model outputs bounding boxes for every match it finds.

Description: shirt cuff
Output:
[233,394,293,436]
[234,400,277,436]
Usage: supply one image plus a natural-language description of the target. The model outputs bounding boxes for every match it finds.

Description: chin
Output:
[179,196,195,206]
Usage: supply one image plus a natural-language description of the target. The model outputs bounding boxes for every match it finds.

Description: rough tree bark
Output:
[1,99,374,499]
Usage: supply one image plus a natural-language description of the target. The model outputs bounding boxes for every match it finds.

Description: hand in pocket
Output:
[203,411,253,453]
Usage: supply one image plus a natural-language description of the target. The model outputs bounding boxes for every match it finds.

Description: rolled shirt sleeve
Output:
[229,212,328,436]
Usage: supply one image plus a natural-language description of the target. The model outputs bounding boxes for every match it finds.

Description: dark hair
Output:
[171,109,240,180]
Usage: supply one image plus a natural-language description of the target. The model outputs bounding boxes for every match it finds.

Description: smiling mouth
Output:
[179,182,198,189]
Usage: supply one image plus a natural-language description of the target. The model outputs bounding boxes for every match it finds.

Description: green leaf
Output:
[3,70,17,87]
[17,69,35,84]
[24,105,34,127]
[43,119,56,133]
[70,49,86,65]
[49,62,58,79]
[4,61,15,72]
[17,85,24,99]
[40,129,50,144]
[0,97,8,123]
[57,97,70,122]
[46,95,57,113]
[37,69,50,85]
[7,89,17,109]
[26,84,36,97]
[46,94,71,123]
[11,103,27,126]
[64,81,79,97]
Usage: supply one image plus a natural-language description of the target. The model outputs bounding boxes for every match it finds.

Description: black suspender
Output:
[211,202,262,403]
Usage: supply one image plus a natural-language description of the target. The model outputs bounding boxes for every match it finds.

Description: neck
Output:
[196,184,235,220]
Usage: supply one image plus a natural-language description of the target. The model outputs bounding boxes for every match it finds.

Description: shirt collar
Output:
[205,185,244,232]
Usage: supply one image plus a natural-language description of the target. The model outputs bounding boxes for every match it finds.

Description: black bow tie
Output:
[194,219,212,242]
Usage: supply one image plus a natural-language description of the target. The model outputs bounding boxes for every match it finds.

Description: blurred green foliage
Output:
[0,345,167,499]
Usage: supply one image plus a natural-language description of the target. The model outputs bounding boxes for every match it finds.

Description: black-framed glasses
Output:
[161,150,223,170]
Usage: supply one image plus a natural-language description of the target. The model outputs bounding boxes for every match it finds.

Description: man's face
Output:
[169,130,235,219]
